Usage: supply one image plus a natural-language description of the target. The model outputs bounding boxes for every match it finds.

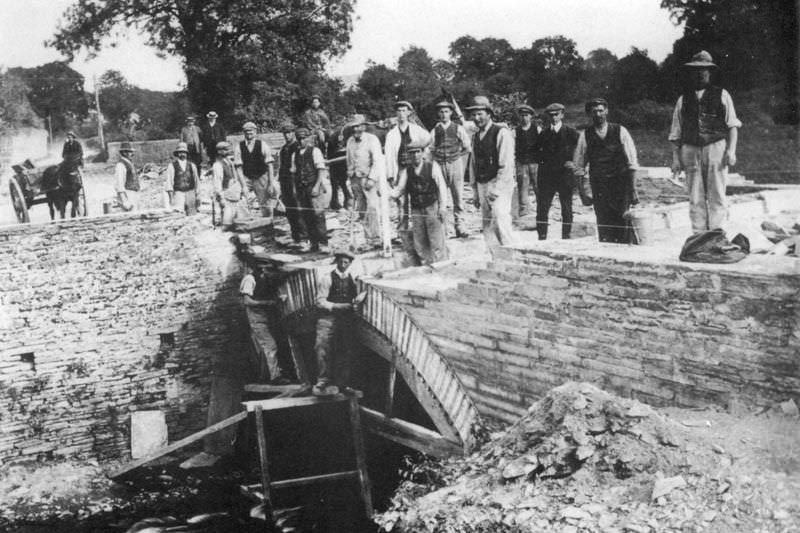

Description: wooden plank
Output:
[109,411,248,479]
[383,355,397,417]
[254,405,274,523]
[272,470,360,490]
[243,383,306,394]
[286,334,310,385]
[242,395,348,412]
[349,397,373,517]
[360,407,463,459]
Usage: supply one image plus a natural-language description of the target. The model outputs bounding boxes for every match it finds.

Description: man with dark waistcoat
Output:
[466,96,517,251]
[571,98,640,243]
[313,249,366,396]
[392,141,449,265]
[513,104,540,218]
[200,111,227,163]
[669,51,741,233]
[165,142,199,215]
[292,128,330,253]
[114,141,140,211]
[537,103,580,240]
[276,123,307,245]
[430,100,471,238]
[234,121,277,218]
[212,141,248,229]
[180,116,203,169]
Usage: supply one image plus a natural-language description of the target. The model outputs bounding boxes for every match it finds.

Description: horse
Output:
[42,162,84,220]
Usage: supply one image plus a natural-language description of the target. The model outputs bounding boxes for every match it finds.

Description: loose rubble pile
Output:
[760,219,800,257]
[376,382,800,532]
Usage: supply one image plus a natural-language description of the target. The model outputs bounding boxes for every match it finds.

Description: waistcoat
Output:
[407,162,438,209]
[473,124,501,183]
[433,122,461,163]
[515,126,539,164]
[121,158,139,191]
[240,139,268,179]
[327,270,357,304]
[172,160,195,191]
[297,148,318,187]
[681,85,727,146]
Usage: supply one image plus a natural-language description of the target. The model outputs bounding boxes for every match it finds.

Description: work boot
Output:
[312,381,339,397]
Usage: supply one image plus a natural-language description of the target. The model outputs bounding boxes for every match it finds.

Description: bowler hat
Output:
[394,100,414,111]
[517,104,535,115]
[684,50,717,69]
[435,100,455,110]
[206,111,218,118]
[119,141,136,153]
[584,98,609,113]
[173,142,189,155]
[242,121,257,132]
[280,122,296,133]
[464,96,493,113]
[349,114,369,127]
[295,127,311,138]
[544,103,565,113]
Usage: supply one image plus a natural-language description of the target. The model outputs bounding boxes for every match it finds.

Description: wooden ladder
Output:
[240,393,373,523]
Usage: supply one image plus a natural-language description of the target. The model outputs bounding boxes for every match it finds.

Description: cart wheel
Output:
[9,178,30,223]
[78,187,88,216]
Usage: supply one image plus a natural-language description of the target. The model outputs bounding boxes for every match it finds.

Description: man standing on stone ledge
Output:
[536,103,580,240]
[346,114,386,249]
[571,98,640,244]
[201,111,227,164]
[669,50,741,233]
[212,141,247,229]
[430,100,471,238]
[313,249,366,396]
[466,96,517,251]
[165,142,199,215]
[234,121,277,219]
[513,104,541,220]
[277,122,307,245]
[179,115,203,169]
[292,128,330,253]
[114,141,140,211]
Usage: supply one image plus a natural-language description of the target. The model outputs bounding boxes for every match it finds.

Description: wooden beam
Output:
[243,383,307,395]
[254,405,275,523]
[109,411,248,479]
[360,407,463,459]
[242,394,348,412]
[349,397,374,517]
[286,334,311,385]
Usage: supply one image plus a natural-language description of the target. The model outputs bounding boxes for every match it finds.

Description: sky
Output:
[0,0,684,92]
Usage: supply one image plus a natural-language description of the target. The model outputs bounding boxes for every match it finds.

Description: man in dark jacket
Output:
[513,104,540,219]
[200,111,227,163]
[277,123,307,245]
[536,103,579,240]
[62,131,83,170]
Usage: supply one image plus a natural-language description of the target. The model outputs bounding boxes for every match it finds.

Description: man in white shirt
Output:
[212,141,248,229]
[571,98,640,243]
[165,142,199,215]
[234,121,277,218]
[430,100,471,238]
[114,142,140,211]
[392,141,449,265]
[292,128,330,253]
[669,51,742,233]
[346,114,387,249]
[313,249,366,396]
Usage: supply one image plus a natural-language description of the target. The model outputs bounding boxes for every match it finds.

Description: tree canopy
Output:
[7,62,88,133]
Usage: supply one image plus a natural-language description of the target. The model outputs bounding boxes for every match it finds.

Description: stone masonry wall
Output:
[378,246,800,424]
[0,212,244,463]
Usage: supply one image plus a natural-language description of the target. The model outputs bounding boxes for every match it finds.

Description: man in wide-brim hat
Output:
[669,50,742,233]
[430,100,472,238]
[165,141,200,215]
[346,113,387,250]
[114,141,140,211]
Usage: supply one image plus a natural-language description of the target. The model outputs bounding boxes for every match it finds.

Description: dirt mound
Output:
[377,382,800,532]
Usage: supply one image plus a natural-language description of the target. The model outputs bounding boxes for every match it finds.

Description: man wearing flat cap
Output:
[513,104,541,219]
[302,94,332,151]
[201,111,227,163]
[292,127,330,253]
[313,248,366,396]
[466,96,517,250]
[571,98,640,243]
[391,140,449,265]
[277,123,307,245]
[669,51,741,233]
[234,121,277,219]
[536,102,580,240]
[212,141,248,228]
[165,142,200,215]
[346,114,387,249]
[180,116,203,168]
[430,100,472,238]
[114,142,140,211]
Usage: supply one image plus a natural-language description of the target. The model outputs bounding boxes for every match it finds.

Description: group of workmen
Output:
[234,49,742,395]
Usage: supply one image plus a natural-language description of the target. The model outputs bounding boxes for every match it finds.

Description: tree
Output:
[8,62,88,133]
[0,72,42,131]
[49,0,356,123]
[609,48,661,105]
[449,36,515,81]
[518,36,585,104]
[584,48,618,99]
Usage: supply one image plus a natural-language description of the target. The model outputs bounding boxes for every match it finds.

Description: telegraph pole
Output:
[93,75,106,154]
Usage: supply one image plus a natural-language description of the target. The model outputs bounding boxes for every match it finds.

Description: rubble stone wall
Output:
[380,247,800,423]
[0,212,244,463]
[107,133,286,164]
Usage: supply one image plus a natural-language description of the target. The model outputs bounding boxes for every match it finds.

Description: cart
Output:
[9,159,87,223]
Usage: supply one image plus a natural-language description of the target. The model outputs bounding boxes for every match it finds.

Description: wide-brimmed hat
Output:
[406,140,427,153]
[66,130,77,137]
[119,141,135,153]
[215,141,230,150]
[349,114,369,127]
[295,127,311,138]
[684,50,717,69]
[186,115,196,121]
[310,94,322,101]
[332,248,355,261]
[585,97,609,113]
[173,142,189,155]
[544,103,565,113]
[242,121,257,132]
[517,104,535,115]
[394,100,414,111]
[206,111,218,118]
[435,100,455,110]
[464,96,493,113]
[280,122,296,133]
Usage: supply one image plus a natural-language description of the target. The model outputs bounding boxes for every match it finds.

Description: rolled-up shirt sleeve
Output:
[431,162,447,206]
[492,127,515,191]
[620,126,639,169]
[114,162,127,193]
[721,89,742,129]
[668,96,684,143]
[316,268,333,310]
[573,131,588,171]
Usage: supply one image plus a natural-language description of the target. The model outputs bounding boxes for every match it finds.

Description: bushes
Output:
[612,100,673,130]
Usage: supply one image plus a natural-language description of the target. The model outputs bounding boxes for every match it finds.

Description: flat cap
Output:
[464,96,492,112]
[544,103,565,113]
[348,114,369,127]
[242,121,257,131]
[517,104,535,115]
[332,248,355,261]
[173,142,188,154]
[295,127,311,138]
[584,98,609,113]
[435,100,455,110]
[394,100,414,111]
[280,122,296,133]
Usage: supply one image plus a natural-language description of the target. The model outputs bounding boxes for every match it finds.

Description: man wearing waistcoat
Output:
[466,96,517,251]
[292,128,330,253]
[669,51,741,233]
[201,111,227,164]
[430,100,471,238]
[392,141,449,264]
[313,249,366,397]
[234,121,277,218]
[571,98,640,243]
[114,142,140,211]
[277,123,307,246]
[513,105,540,219]
[537,103,580,240]
[180,116,203,169]
[165,142,199,215]
[212,141,248,229]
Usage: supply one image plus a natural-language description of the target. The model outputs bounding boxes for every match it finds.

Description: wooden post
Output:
[93,75,105,153]
[254,405,275,524]
[348,396,373,517]
[383,349,397,417]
